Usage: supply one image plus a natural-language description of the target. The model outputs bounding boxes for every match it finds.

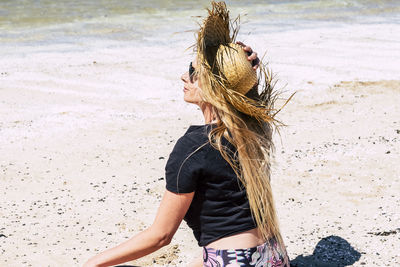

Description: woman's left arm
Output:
[83,190,194,267]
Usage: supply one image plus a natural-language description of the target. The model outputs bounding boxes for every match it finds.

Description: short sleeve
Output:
[165,135,203,193]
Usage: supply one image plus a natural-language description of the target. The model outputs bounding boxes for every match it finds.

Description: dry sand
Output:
[1,23,399,266]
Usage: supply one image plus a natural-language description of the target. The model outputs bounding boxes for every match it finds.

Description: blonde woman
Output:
[84,2,290,266]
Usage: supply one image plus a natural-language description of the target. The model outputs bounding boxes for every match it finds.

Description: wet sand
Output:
[1,23,399,266]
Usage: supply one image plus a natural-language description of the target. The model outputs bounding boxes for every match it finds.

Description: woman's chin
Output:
[183,96,194,104]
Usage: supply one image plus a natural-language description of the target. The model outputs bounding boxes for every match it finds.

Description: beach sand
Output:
[1,22,399,266]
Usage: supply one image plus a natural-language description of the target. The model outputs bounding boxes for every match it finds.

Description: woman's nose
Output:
[181,72,189,82]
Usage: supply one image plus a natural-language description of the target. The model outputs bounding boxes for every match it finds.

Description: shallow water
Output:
[1,0,399,51]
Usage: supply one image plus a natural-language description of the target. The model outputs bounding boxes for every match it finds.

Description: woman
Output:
[84,2,290,266]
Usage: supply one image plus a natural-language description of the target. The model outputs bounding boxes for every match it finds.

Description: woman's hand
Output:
[82,259,99,267]
[236,41,260,70]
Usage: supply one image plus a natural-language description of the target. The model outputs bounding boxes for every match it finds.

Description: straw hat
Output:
[195,1,291,124]
[196,1,258,96]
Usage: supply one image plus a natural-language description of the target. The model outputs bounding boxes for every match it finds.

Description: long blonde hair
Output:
[195,1,292,258]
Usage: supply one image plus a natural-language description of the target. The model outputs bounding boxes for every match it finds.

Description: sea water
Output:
[1,0,399,51]
[0,0,399,101]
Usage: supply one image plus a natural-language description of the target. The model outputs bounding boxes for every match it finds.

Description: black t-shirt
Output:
[165,124,257,247]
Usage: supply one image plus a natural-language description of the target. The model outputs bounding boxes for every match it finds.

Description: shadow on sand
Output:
[290,235,361,267]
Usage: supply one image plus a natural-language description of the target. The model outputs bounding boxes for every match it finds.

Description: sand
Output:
[1,22,399,266]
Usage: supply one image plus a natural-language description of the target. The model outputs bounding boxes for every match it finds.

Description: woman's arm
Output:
[83,190,194,267]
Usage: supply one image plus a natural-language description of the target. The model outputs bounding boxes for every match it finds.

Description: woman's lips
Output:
[183,87,188,92]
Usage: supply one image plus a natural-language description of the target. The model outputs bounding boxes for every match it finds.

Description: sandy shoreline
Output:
[1,22,400,266]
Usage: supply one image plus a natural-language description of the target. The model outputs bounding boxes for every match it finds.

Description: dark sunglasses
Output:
[189,62,196,81]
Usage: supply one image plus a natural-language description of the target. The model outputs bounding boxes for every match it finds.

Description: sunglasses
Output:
[189,62,196,81]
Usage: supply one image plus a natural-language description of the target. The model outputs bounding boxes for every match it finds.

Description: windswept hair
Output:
[195,1,292,260]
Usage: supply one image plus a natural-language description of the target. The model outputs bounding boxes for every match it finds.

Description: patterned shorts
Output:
[203,238,289,267]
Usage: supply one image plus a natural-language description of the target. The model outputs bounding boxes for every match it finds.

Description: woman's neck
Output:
[199,102,217,124]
